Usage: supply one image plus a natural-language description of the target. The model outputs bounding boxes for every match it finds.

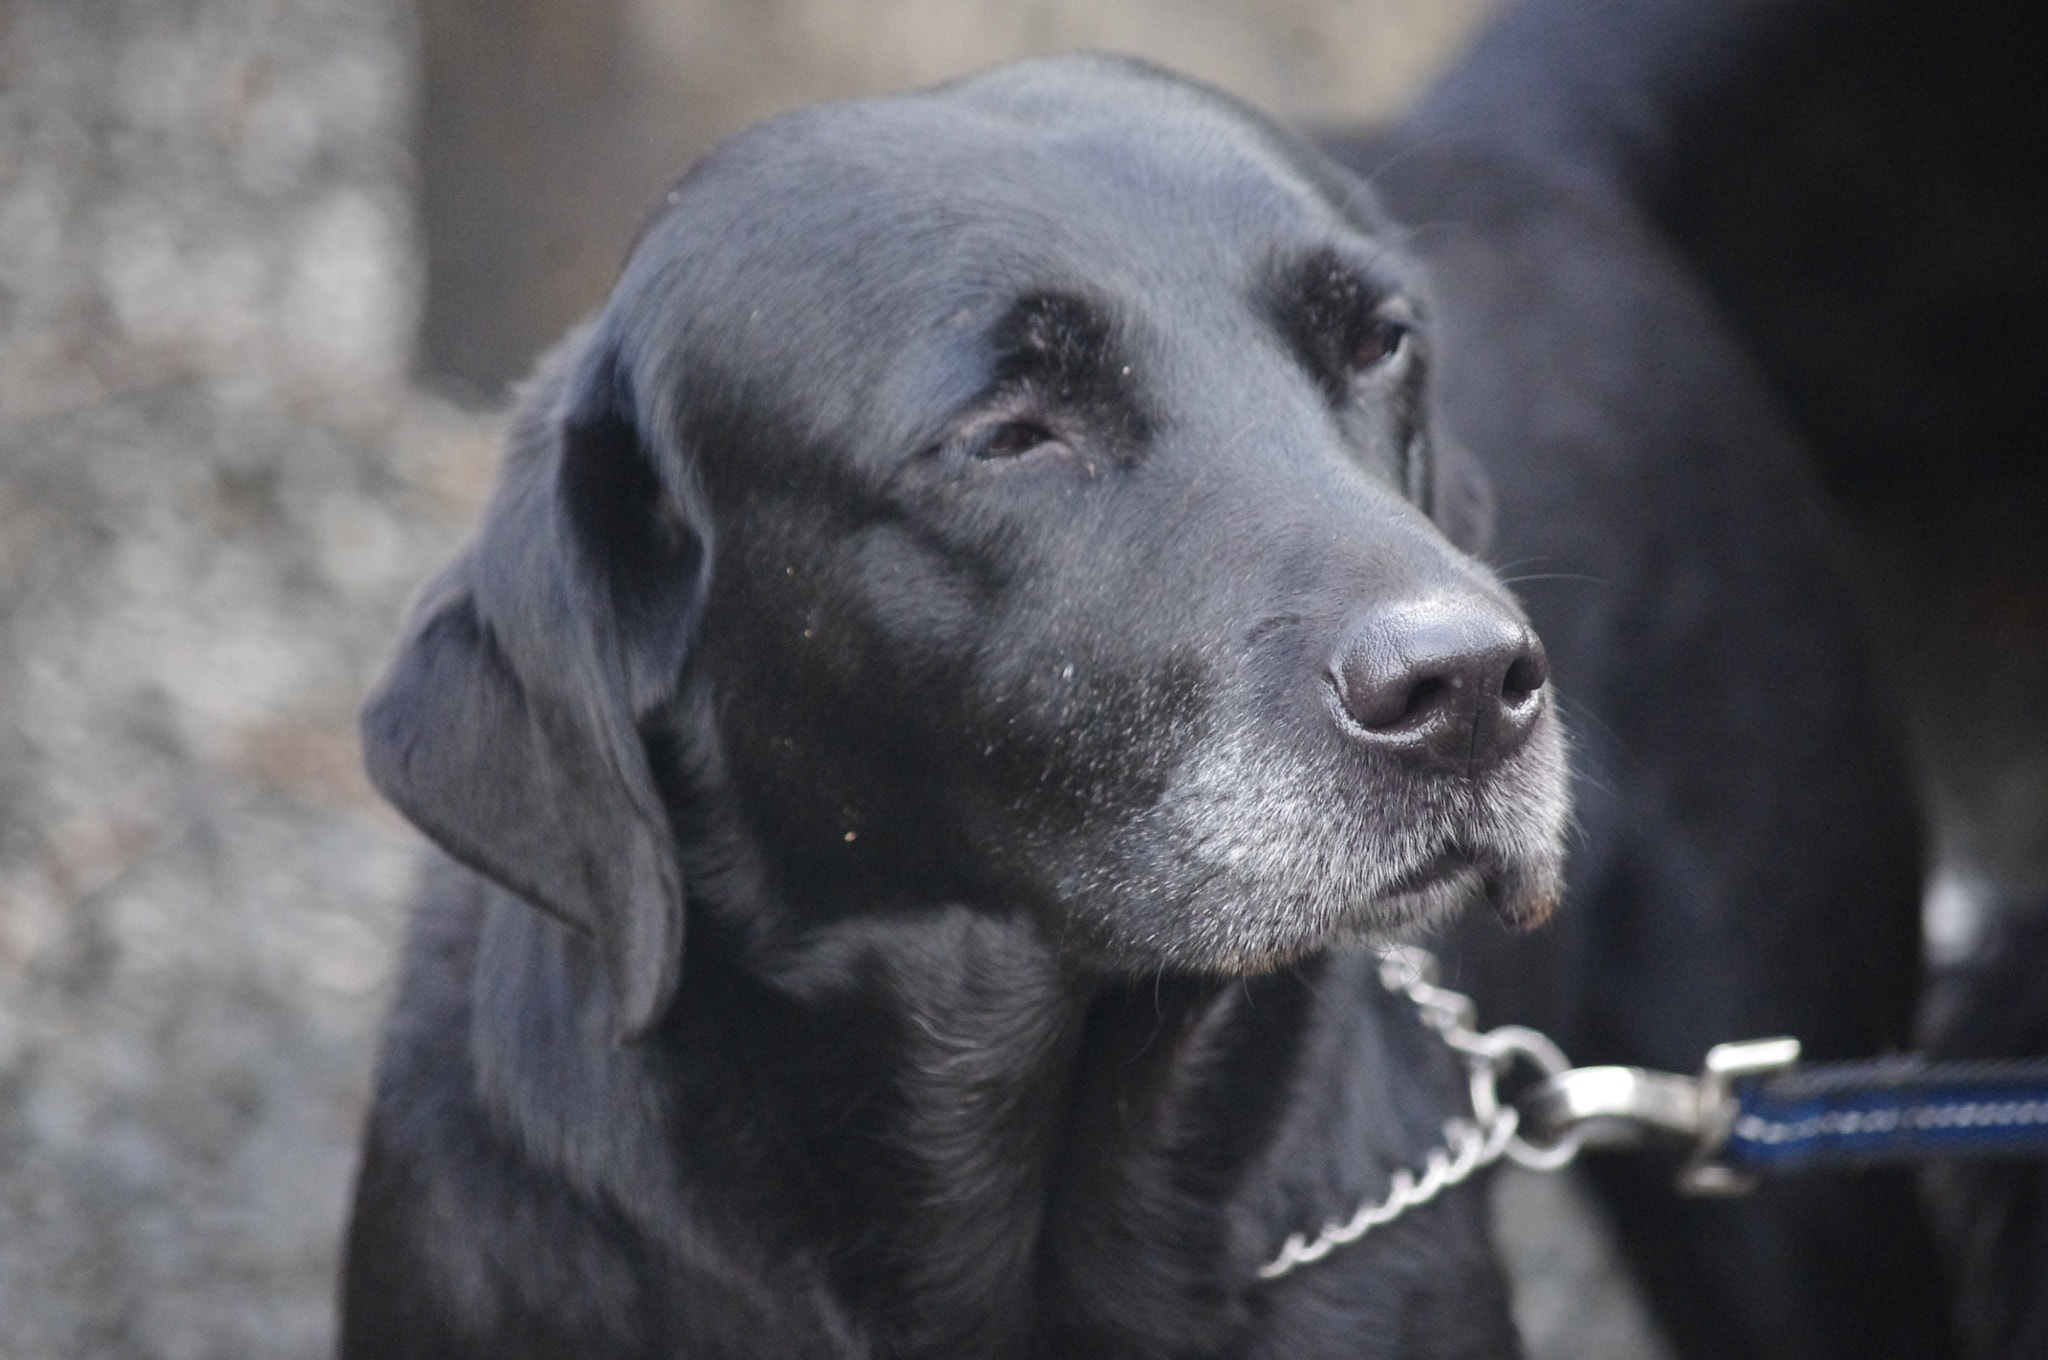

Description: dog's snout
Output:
[1328,597,1548,773]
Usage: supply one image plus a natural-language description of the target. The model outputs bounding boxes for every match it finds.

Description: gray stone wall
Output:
[0,2,485,1353]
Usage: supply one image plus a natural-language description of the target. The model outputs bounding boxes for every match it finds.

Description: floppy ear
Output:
[362,325,704,1043]
[1429,431,1496,558]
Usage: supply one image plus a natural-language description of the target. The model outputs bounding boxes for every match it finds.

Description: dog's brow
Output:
[1269,247,1409,400]
[988,292,1120,389]
[974,290,1150,449]
[1281,248,1398,329]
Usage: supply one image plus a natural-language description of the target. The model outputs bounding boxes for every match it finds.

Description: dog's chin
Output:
[1192,837,1565,977]
[1200,862,1484,977]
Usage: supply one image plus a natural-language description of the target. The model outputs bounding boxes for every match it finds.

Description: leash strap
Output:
[1725,1057,2048,1171]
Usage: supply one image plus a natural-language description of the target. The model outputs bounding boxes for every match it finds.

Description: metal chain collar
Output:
[1255,946,1582,1282]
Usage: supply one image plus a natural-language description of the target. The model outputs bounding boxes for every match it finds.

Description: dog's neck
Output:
[469,889,1318,1355]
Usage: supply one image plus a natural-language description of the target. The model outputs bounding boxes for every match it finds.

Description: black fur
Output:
[1323,0,1961,1355]
[343,57,1570,1358]
[1627,1,2048,1355]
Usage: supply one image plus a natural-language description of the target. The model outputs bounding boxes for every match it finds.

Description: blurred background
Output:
[0,0,2041,1357]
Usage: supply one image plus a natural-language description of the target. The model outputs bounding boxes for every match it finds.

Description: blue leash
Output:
[1725,1057,2048,1171]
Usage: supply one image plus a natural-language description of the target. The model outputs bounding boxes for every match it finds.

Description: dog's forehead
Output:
[609,58,1405,454]
[734,61,1351,235]
[624,60,1380,329]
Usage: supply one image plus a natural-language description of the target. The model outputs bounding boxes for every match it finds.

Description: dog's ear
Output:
[1429,431,1496,558]
[362,326,703,1043]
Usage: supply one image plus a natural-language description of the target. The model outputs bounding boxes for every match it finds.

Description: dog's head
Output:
[364,56,1569,1040]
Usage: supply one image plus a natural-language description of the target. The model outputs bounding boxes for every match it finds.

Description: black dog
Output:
[341,57,1572,1357]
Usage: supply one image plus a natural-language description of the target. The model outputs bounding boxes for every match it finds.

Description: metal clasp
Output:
[1519,1064,1705,1148]
[1678,1037,1801,1195]
[1514,1037,1800,1195]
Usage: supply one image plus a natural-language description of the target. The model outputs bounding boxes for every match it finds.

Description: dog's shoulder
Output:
[342,859,661,1357]
[346,854,877,1358]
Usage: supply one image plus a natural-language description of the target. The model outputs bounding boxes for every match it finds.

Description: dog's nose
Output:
[1328,596,1548,773]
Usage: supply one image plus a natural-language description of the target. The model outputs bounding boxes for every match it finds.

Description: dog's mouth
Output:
[1208,814,1565,974]
[1336,844,1490,943]
[1383,844,1480,900]
[1206,847,1495,976]
[1377,837,1560,930]
[1368,843,1556,942]
[1050,692,1571,977]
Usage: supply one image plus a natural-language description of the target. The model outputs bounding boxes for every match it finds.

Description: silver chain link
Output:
[1255,946,1583,1282]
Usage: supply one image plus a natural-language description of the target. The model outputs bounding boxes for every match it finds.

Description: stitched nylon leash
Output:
[1723,1057,2048,1171]
[1256,946,2048,1283]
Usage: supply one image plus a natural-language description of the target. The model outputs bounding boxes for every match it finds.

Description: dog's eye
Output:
[976,420,1062,460]
[1352,318,1407,371]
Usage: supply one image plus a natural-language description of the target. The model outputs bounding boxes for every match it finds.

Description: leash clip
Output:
[1678,1037,1803,1194]
[1261,950,1800,1282]
[1267,948,2048,1281]
[1515,1036,1801,1195]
